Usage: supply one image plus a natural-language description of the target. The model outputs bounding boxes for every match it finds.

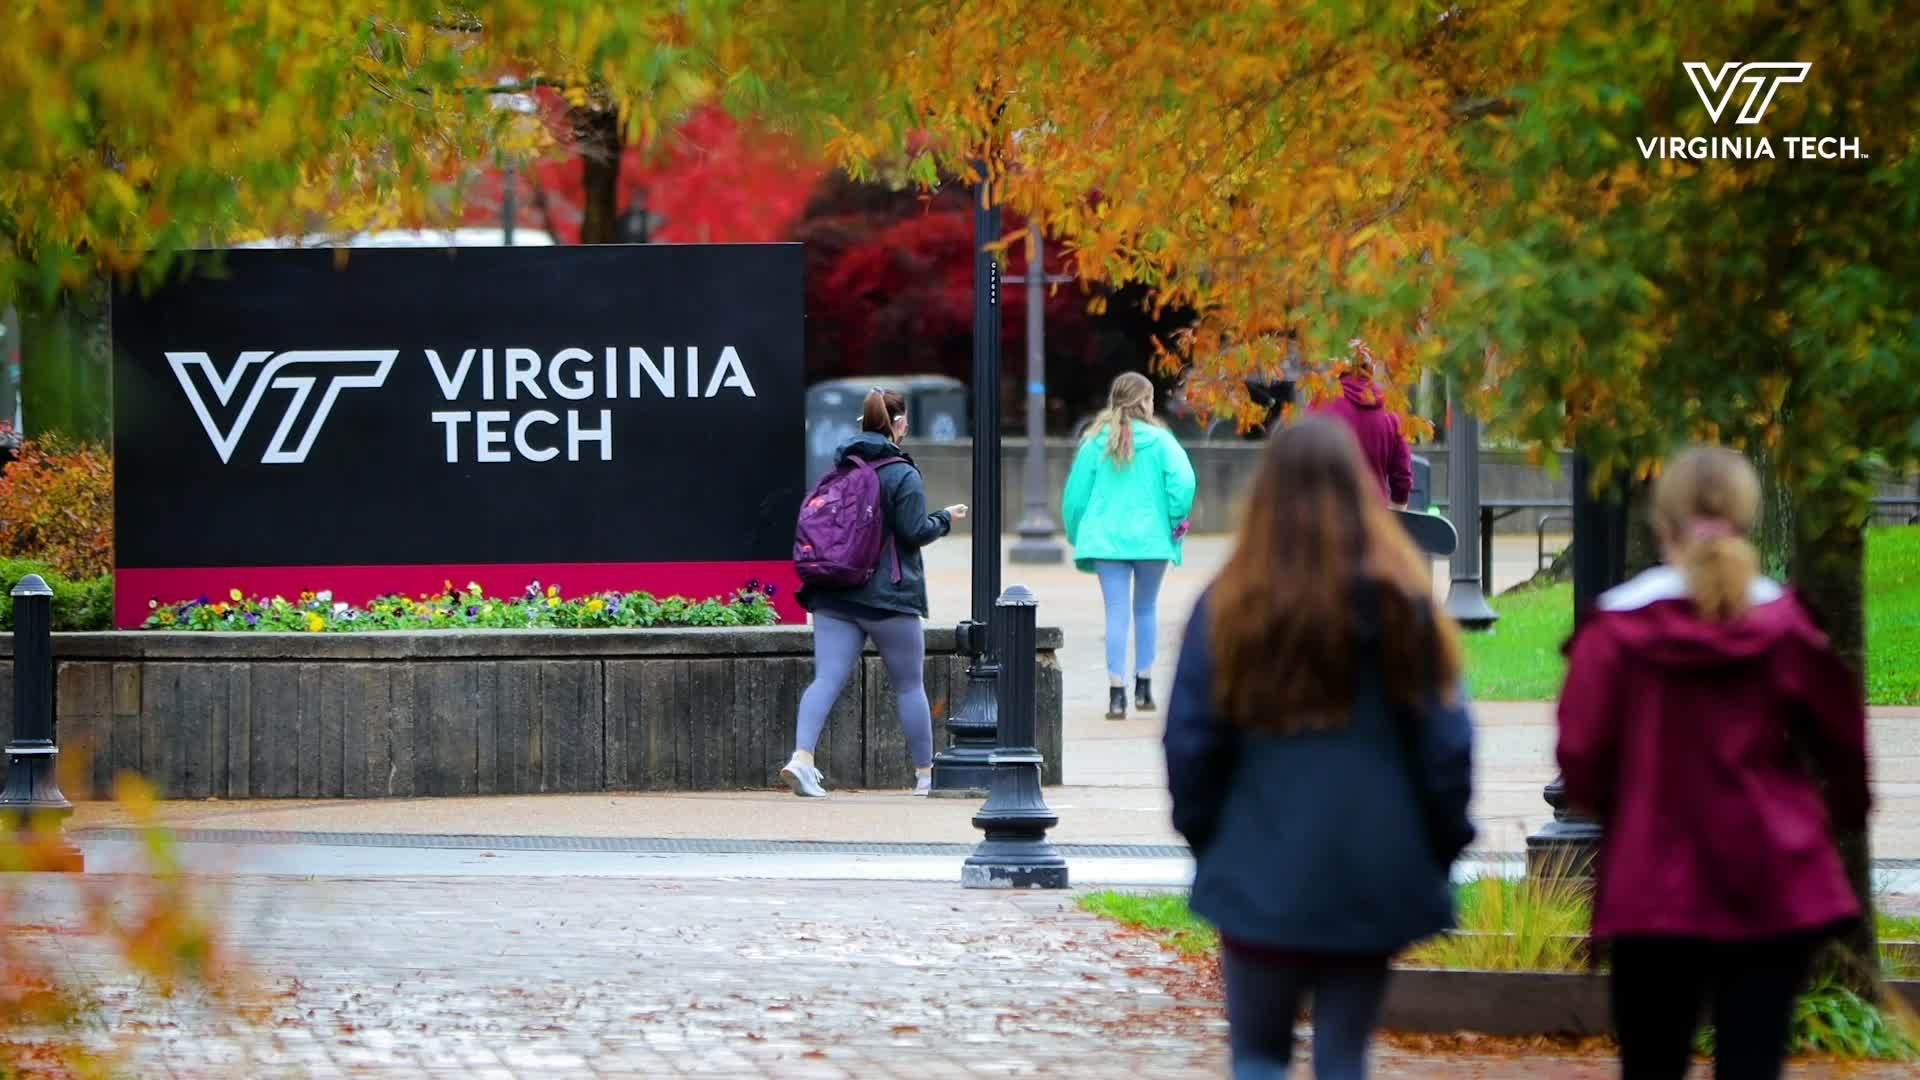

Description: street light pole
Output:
[1009,221,1070,565]
[1525,450,1621,879]
[932,156,1004,795]
[1442,380,1499,629]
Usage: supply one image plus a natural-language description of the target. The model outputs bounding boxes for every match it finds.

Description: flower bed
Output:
[144,580,779,632]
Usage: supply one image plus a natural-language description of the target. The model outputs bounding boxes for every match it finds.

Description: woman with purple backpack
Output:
[784,388,967,798]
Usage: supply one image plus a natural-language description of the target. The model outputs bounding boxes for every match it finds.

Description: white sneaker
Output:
[913,773,932,797]
[781,755,828,798]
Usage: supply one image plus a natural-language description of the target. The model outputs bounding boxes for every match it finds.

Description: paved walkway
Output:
[13,875,1913,1079]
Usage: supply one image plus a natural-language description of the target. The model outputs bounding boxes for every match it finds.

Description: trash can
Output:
[804,375,970,486]
[1409,454,1433,512]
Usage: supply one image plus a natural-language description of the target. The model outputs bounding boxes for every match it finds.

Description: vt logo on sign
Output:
[166,350,397,464]
[1681,61,1810,125]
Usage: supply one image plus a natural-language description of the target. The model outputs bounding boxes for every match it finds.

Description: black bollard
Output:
[1,573,83,870]
[961,584,1068,889]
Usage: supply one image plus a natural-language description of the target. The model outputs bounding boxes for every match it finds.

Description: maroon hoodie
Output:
[1312,373,1413,505]
[1557,566,1869,942]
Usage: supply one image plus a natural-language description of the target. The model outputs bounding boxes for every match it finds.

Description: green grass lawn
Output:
[1461,527,1920,704]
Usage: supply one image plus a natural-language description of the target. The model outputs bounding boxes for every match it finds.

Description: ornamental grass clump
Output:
[145,580,780,632]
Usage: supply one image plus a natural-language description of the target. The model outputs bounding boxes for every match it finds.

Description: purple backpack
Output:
[794,455,907,590]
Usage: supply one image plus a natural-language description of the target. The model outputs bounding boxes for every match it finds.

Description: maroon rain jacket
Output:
[1312,373,1413,505]
[1557,566,1869,942]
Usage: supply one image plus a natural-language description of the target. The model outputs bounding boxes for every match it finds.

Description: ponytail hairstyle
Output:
[1084,372,1159,464]
[1652,446,1763,621]
[860,388,907,440]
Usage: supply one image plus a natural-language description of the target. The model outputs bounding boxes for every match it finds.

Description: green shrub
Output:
[0,558,114,631]
[0,436,113,579]
[1403,873,1591,972]
[1696,977,1920,1061]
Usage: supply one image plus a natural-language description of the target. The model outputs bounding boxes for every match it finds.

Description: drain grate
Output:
[75,828,1189,859]
[75,829,1916,871]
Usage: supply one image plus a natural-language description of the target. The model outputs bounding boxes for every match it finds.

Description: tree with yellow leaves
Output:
[0,1,895,438]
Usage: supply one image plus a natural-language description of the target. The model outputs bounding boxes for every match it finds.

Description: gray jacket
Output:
[796,432,952,619]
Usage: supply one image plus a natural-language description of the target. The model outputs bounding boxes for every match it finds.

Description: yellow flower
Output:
[158,611,176,626]
[547,596,561,608]
[305,612,325,632]
[466,581,482,594]
[587,598,606,612]
[546,585,558,599]
[229,588,243,602]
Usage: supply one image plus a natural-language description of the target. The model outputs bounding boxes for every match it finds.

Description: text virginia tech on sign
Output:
[424,345,756,463]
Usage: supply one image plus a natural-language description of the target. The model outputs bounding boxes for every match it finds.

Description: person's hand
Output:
[945,504,969,520]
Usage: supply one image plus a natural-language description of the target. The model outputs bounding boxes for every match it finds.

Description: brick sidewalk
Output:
[13,875,1915,1078]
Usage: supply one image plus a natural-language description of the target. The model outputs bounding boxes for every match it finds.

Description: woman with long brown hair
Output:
[1558,446,1868,1080]
[1164,416,1475,1079]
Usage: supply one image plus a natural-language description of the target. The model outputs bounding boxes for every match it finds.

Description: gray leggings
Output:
[795,610,934,769]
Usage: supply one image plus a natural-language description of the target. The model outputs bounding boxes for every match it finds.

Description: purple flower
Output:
[763,583,778,597]
[466,606,478,617]
[744,578,761,591]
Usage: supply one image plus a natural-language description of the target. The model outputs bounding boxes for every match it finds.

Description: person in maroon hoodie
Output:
[1556,446,1870,1080]
[1310,340,1414,508]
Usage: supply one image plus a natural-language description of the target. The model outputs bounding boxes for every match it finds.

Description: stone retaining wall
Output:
[913,440,1919,536]
[0,628,1064,800]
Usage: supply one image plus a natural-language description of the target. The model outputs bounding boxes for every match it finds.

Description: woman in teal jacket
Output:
[1064,372,1198,719]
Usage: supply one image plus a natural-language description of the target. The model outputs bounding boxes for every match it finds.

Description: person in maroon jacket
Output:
[1310,340,1414,508]
[1557,446,1870,1080]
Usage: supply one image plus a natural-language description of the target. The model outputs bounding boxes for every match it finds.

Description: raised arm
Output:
[1387,415,1414,508]
[885,464,952,547]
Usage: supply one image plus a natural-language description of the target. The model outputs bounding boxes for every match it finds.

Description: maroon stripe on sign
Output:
[115,561,803,629]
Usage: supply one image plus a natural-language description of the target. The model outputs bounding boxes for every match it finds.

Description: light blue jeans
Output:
[1093,559,1169,682]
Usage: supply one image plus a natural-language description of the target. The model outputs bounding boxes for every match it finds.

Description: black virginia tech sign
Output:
[111,243,805,628]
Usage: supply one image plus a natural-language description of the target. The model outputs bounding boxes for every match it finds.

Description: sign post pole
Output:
[932,158,1004,795]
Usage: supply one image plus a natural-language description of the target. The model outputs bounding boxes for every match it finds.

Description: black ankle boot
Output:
[1106,686,1127,720]
[1135,676,1156,713]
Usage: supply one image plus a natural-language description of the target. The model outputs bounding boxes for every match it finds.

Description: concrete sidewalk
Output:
[66,697,1920,861]
[15,874,1914,1079]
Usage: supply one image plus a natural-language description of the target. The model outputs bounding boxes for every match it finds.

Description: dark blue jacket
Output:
[797,433,952,619]
[1163,585,1475,956]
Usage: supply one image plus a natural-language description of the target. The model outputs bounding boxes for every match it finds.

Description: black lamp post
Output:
[1441,380,1498,630]
[962,583,1068,889]
[0,573,83,871]
[931,157,1004,795]
[1524,450,1623,880]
